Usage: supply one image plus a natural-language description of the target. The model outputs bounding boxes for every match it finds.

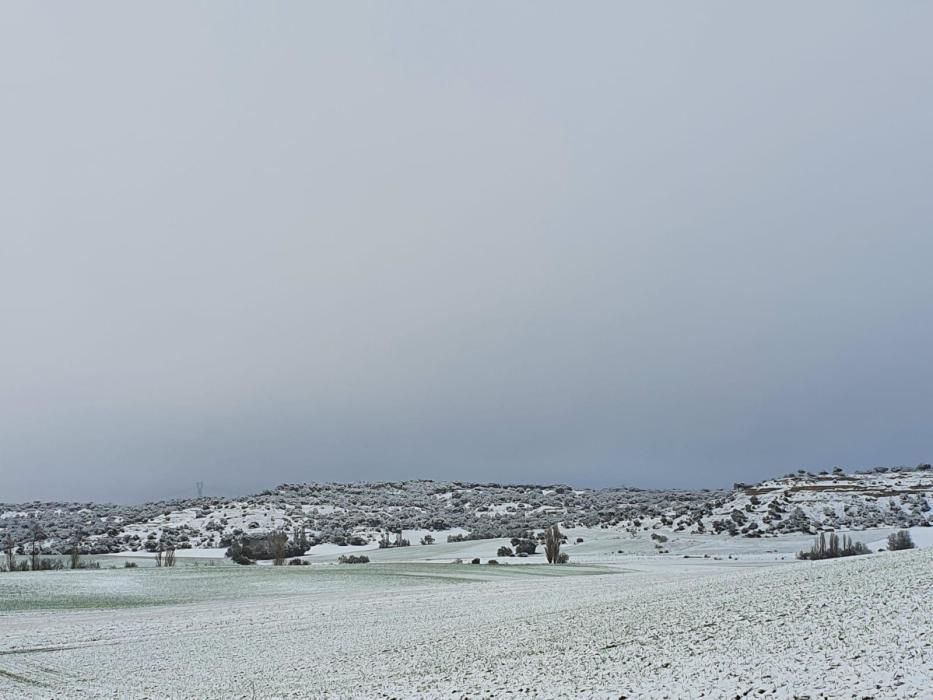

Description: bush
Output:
[227,539,254,565]
[337,554,369,564]
[33,558,64,571]
[124,561,138,568]
[226,532,307,562]
[497,546,514,557]
[512,539,537,555]
[288,558,309,565]
[556,552,570,564]
[470,558,480,565]
[487,559,498,565]
[887,530,915,551]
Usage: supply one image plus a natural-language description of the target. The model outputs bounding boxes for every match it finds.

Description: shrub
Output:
[34,558,64,571]
[227,539,254,565]
[556,552,570,564]
[124,561,138,568]
[497,546,514,557]
[337,554,369,564]
[487,559,498,565]
[470,558,480,565]
[887,530,915,551]
[512,538,537,555]
[269,531,288,566]
[420,534,435,545]
[288,558,309,565]
[227,532,307,562]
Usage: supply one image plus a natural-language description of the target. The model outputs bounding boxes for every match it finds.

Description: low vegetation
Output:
[337,554,370,564]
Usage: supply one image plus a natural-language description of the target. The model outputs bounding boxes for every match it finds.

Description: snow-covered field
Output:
[0,534,930,698]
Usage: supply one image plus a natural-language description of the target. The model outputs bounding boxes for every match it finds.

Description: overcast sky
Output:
[2,3,932,503]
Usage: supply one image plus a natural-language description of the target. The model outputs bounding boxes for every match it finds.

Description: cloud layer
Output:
[2,3,932,501]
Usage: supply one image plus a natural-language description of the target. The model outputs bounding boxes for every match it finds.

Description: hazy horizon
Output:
[2,3,932,503]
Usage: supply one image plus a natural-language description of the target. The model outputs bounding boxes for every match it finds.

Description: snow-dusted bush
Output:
[887,530,915,551]
[512,538,537,555]
[337,554,369,564]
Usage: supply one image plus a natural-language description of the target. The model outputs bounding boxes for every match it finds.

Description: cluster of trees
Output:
[495,526,569,563]
[797,532,870,560]
[378,530,410,549]
[0,526,99,572]
[797,529,916,560]
[226,527,312,565]
[153,543,177,567]
[887,530,915,551]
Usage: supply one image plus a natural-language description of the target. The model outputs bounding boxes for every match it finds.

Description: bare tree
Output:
[270,530,288,566]
[2,535,15,572]
[291,524,309,552]
[69,529,85,570]
[163,545,176,568]
[544,524,561,564]
[29,522,45,571]
[154,543,163,567]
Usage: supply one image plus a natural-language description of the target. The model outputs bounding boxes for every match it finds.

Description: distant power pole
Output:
[196,481,204,498]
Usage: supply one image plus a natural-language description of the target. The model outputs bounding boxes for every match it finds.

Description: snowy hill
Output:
[1,466,930,556]
[693,466,932,537]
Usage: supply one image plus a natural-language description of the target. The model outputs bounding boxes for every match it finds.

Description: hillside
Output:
[1,465,930,556]
[697,465,932,537]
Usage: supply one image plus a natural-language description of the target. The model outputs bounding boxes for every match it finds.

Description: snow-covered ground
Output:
[98,522,931,568]
[1,537,930,698]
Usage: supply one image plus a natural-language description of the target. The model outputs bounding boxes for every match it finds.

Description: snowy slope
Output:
[692,466,932,537]
[0,549,929,697]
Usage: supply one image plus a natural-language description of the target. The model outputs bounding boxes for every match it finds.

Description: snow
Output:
[866,525,933,551]
[0,543,930,697]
